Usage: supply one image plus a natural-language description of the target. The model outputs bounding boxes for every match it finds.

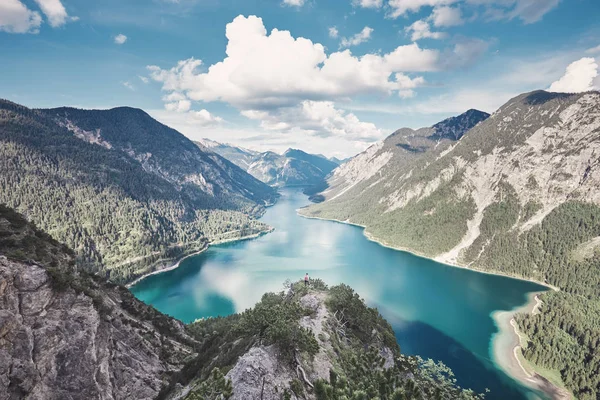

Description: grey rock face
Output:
[304,90,600,265]
[226,345,295,400]
[0,259,195,400]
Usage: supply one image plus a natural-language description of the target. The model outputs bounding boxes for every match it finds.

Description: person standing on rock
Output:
[304,273,309,286]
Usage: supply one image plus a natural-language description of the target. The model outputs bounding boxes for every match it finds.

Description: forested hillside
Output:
[0,100,276,283]
[302,91,600,399]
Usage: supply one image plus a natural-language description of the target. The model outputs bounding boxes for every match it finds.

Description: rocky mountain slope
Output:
[302,91,600,399]
[0,100,276,283]
[311,108,489,203]
[197,140,340,187]
[0,204,197,399]
[0,205,482,400]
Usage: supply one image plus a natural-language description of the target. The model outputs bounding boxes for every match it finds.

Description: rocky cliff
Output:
[0,205,197,400]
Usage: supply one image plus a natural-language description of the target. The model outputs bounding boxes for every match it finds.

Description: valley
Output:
[1,90,598,400]
[131,188,549,400]
[2,1,598,398]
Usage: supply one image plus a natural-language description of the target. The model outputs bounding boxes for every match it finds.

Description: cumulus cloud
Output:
[138,75,149,84]
[328,26,339,38]
[114,34,127,44]
[33,0,70,27]
[282,0,306,7]
[242,101,382,141]
[340,26,373,48]
[190,109,224,126]
[431,6,463,26]
[405,20,446,41]
[548,57,598,93]
[0,0,42,33]
[148,15,437,110]
[354,0,383,8]
[146,15,491,143]
[122,81,135,91]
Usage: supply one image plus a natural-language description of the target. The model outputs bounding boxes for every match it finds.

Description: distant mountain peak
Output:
[429,109,490,141]
[197,138,221,148]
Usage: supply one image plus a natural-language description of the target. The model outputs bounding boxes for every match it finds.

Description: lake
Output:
[131,188,548,399]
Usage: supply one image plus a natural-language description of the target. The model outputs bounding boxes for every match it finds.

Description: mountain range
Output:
[1,90,599,398]
[301,90,600,399]
[0,100,277,283]
[197,139,340,187]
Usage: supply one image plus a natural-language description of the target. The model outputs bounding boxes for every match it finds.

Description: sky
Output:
[1,0,600,158]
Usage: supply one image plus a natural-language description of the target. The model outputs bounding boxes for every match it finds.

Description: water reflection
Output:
[131,188,547,399]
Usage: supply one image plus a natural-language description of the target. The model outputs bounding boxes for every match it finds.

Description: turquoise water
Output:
[131,188,547,399]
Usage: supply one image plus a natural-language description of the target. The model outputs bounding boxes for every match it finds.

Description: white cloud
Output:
[388,0,456,18]
[146,15,492,147]
[340,26,374,48]
[114,34,128,44]
[431,6,463,26]
[506,0,560,24]
[586,45,600,55]
[0,0,42,34]
[148,15,437,110]
[242,101,382,141]
[548,57,598,93]
[190,109,224,126]
[138,75,149,84]
[354,0,383,8]
[149,108,374,158]
[405,20,446,41]
[33,0,70,27]
[122,81,135,91]
[165,99,191,112]
[282,0,306,7]
[328,26,339,38]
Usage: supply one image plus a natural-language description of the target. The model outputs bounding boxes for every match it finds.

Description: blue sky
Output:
[1,0,600,157]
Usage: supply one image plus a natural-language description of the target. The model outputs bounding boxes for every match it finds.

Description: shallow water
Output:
[131,188,548,399]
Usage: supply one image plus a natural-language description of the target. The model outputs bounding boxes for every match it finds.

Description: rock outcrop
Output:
[0,205,197,400]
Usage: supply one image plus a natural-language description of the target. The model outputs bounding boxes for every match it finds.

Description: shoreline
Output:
[126,228,273,288]
[492,294,571,400]
[297,208,568,399]
[297,210,558,291]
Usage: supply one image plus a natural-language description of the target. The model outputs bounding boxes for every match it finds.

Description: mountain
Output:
[0,100,277,283]
[0,204,197,399]
[0,205,483,399]
[429,109,490,141]
[301,91,600,398]
[329,156,350,165]
[197,141,339,187]
[196,138,260,170]
[311,108,489,202]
